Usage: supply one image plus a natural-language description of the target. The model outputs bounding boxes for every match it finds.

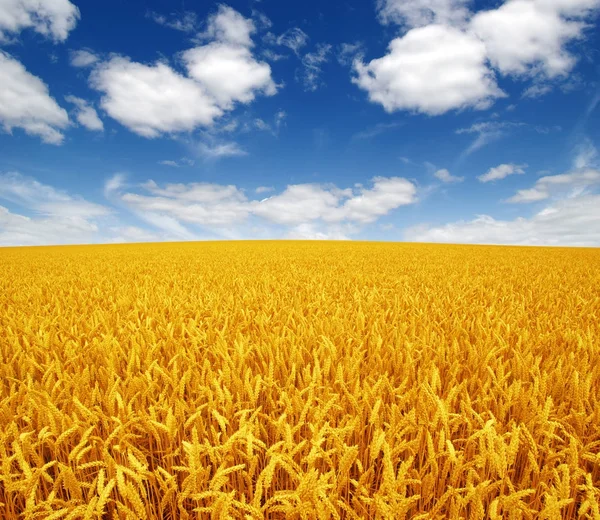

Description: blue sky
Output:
[1,0,599,246]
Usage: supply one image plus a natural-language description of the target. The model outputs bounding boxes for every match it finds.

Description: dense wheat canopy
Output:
[0,241,599,519]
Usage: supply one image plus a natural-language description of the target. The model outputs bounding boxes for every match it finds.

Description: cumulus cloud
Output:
[69,49,99,68]
[198,5,255,47]
[470,0,591,79]
[89,57,223,138]
[478,163,527,182]
[0,0,79,42]
[353,25,504,115]
[64,95,103,131]
[434,169,465,183]
[182,44,276,108]
[88,6,276,139]
[358,0,600,115]
[0,51,69,144]
[506,168,600,203]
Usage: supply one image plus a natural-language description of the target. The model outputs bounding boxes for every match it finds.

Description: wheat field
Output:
[0,241,599,519]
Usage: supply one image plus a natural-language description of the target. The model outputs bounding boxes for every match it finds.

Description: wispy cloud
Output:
[456,121,526,157]
[478,163,527,183]
[197,141,248,159]
[146,10,197,32]
[434,169,464,183]
[352,121,403,140]
[159,158,195,168]
[300,44,332,92]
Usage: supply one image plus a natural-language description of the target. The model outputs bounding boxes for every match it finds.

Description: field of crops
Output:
[1,241,599,519]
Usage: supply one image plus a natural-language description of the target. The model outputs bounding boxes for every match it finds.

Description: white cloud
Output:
[253,177,416,225]
[89,57,223,138]
[265,27,309,56]
[198,5,255,47]
[147,10,197,32]
[0,0,79,42]
[300,43,332,92]
[182,43,276,109]
[89,7,276,139]
[353,25,504,115]
[64,95,103,131]
[69,49,100,68]
[109,176,417,239]
[361,0,600,116]
[405,195,600,246]
[478,163,527,182]
[0,51,69,144]
[255,186,274,194]
[470,0,594,78]
[434,168,465,183]
[506,168,600,203]
[377,0,472,28]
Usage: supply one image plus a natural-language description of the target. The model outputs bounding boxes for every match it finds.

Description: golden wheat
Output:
[1,241,599,519]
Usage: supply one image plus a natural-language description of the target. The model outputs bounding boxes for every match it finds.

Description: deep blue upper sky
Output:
[1,0,599,245]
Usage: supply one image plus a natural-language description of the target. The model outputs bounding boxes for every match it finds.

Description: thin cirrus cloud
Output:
[354,0,600,116]
[87,5,277,139]
[454,120,560,157]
